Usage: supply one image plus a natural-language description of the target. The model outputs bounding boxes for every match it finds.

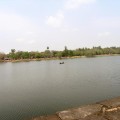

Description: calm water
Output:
[0,56,120,120]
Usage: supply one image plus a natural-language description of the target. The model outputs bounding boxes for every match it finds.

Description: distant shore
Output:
[0,54,119,63]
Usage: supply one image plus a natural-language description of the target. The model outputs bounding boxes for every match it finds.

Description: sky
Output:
[0,0,120,53]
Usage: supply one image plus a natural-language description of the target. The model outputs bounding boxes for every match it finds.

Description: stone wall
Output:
[27,97,120,120]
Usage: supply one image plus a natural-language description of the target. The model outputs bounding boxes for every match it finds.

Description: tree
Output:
[35,52,41,58]
[44,50,51,58]
[44,46,52,58]
[62,46,69,57]
[0,52,5,60]
[21,52,30,59]
[15,51,23,59]
[1,46,120,61]
[65,46,67,51]
[11,49,16,53]
[9,49,16,59]
[47,46,49,50]
[85,50,95,57]
[56,52,62,59]
[29,52,36,59]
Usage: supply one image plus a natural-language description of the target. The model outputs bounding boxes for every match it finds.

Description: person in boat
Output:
[60,62,64,64]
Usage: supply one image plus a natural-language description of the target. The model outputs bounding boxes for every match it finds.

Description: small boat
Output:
[60,62,64,64]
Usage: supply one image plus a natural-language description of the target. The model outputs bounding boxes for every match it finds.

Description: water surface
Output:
[0,56,120,120]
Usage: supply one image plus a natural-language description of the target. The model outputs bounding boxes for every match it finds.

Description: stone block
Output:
[57,104,102,120]
[98,97,120,109]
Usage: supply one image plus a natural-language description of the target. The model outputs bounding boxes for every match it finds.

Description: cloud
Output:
[16,38,25,43]
[46,0,96,28]
[98,32,110,37]
[61,27,79,32]
[65,0,96,9]
[16,38,36,44]
[0,10,40,53]
[95,17,120,28]
[0,11,36,32]
[46,11,64,28]
[28,40,36,44]
[27,31,34,35]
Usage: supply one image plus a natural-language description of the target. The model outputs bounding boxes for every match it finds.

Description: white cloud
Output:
[0,11,36,32]
[65,0,96,9]
[46,0,96,28]
[16,38,36,44]
[46,11,64,28]
[61,27,79,32]
[27,31,34,35]
[98,32,110,37]
[95,17,120,28]
[28,40,35,44]
[16,38,25,43]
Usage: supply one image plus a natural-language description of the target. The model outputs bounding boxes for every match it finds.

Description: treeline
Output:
[0,46,120,60]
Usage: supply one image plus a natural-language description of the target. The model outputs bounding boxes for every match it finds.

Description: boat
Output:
[60,62,64,64]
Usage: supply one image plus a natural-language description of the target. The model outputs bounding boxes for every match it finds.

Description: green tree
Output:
[11,49,16,53]
[44,50,51,58]
[62,46,69,57]
[9,49,16,59]
[35,52,41,58]
[21,52,30,59]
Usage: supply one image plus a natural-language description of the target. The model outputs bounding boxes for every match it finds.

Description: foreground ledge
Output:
[27,96,120,120]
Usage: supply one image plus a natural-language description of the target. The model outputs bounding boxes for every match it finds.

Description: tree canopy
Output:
[0,46,120,61]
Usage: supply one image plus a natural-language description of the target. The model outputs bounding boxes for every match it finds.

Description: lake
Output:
[0,56,120,120]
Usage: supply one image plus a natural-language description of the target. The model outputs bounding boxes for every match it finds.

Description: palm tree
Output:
[47,46,49,50]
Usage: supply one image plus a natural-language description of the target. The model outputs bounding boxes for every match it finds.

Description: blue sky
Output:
[0,0,120,53]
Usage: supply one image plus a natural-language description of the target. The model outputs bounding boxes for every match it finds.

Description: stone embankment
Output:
[27,97,120,120]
